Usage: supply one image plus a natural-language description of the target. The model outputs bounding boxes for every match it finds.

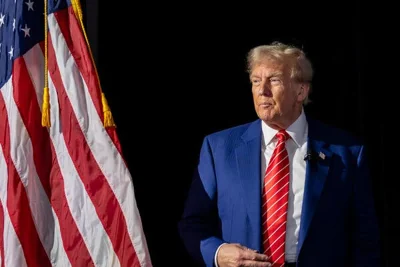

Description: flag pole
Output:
[71,0,116,128]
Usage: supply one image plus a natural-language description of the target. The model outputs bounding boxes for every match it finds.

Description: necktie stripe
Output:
[273,250,286,263]
[262,221,286,243]
[263,209,288,229]
[262,191,289,214]
[269,237,286,256]
[265,199,288,219]
[264,158,289,183]
[268,145,286,163]
[264,229,286,254]
[264,176,289,198]
[262,130,290,265]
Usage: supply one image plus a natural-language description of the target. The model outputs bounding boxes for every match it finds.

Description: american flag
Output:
[0,0,152,266]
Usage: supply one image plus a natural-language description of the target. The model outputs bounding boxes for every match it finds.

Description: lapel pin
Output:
[318,152,326,160]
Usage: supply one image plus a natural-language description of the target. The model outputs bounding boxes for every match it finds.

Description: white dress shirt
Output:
[214,110,308,265]
[261,109,308,262]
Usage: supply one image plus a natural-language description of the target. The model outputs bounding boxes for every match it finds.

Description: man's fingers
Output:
[240,259,272,267]
[217,244,271,267]
[237,244,250,250]
[241,249,269,262]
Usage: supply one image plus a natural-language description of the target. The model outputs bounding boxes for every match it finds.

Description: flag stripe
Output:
[25,43,115,267]
[49,9,151,266]
[49,8,151,264]
[1,1,151,266]
[54,7,123,156]
[48,75,120,267]
[17,49,96,267]
[0,201,3,267]
[0,146,27,267]
[27,42,120,266]
[46,16,139,266]
[12,58,53,195]
[0,90,51,267]
[0,148,6,267]
[8,59,71,267]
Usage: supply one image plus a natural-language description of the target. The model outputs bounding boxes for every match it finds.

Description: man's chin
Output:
[258,112,274,122]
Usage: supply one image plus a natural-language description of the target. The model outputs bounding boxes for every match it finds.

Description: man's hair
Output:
[246,41,314,104]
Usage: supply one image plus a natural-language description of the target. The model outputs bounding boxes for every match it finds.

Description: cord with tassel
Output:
[41,0,50,127]
[71,0,116,128]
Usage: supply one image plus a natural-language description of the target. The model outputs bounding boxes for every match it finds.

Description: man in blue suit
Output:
[178,41,380,267]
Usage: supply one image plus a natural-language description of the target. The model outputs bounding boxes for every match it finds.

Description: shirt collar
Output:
[261,109,308,148]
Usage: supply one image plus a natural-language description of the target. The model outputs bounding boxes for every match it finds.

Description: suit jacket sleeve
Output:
[179,136,224,266]
[352,145,381,266]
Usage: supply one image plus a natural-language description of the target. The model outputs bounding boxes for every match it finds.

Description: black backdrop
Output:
[81,1,396,266]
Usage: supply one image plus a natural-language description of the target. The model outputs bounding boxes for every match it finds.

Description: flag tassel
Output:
[41,0,50,127]
[71,0,116,128]
[101,93,115,127]
[42,87,51,127]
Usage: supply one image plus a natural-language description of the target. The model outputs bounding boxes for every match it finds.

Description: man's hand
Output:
[217,243,271,267]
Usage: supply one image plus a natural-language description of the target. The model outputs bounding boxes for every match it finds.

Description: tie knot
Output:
[276,130,289,142]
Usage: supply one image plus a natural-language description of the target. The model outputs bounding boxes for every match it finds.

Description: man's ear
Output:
[297,83,310,101]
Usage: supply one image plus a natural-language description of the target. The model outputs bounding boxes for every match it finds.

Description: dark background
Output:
[82,1,395,266]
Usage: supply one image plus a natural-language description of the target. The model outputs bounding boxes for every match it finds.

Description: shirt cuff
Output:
[214,243,227,267]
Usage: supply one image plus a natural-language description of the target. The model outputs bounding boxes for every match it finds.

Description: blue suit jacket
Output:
[179,117,380,267]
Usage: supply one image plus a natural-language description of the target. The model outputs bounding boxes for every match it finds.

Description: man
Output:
[178,41,380,267]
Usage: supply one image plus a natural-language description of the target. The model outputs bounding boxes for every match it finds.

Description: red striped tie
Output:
[262,130,290,266]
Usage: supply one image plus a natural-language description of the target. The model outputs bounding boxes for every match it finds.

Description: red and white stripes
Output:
[0,6,151,267]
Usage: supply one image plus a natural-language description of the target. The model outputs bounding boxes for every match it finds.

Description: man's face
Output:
[250,59,308,129]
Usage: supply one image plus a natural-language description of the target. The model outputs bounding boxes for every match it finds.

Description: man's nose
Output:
[258,82,272,96]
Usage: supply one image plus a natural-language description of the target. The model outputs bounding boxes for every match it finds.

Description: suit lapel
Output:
[236,120,262,251]
[297,119,333,255]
